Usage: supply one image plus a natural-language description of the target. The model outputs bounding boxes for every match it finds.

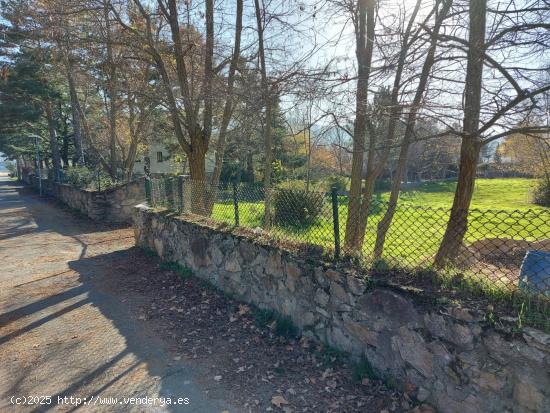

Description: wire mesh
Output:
[147,177,550,331]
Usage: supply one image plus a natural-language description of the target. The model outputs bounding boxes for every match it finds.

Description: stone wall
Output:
[133,206,550,413]
[27,174,145,223]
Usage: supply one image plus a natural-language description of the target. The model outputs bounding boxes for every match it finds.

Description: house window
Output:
[156,151,164,162]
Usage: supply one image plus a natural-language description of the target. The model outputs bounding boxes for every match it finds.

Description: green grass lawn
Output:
[380,178,542,210]
[212,178,550,268]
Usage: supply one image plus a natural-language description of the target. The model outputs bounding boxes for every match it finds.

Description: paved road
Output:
[0,175,236,413]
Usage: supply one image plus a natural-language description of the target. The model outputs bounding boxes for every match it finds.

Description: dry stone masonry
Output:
[133,205,550,413]
[26,175,145,223]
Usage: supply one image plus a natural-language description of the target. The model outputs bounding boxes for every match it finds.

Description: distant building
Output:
[133,143,177,176]
[132,143,216,177]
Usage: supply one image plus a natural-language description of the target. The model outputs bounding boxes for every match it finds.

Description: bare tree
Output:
[344,0,376,252]
[111,0,243,205]
[374,0,452,260]
[434,0,550,266]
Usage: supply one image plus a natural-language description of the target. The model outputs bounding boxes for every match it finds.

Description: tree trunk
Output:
[204,0,244,215]
[344,0,376,253]
[44,101,62,182]
[66,64,84,165]
[373,141,410,260]
[124,138,139,182]
[61,125,69,167]
[209,0,243,190]
[434,142,481,265]
[188,145,208,215]
[373,0,452,260]
[254,0,274,229]
[434,0,486,267]
[104,0,117,179]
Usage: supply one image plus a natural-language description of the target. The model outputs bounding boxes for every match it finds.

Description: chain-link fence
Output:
[146,176,550,331]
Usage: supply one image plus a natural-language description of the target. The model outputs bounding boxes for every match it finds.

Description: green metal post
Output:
[233,181,240,226]
[331,186,341,259]
[178,175,184,212]
[165,177,174,209]
[145,177,152,205]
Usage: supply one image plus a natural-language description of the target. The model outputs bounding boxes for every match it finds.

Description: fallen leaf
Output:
[271,395,289,408]
[238,304,250,315]
[321,368,332,380]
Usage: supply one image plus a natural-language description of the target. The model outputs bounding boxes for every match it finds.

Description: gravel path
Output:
[0,175,408,413]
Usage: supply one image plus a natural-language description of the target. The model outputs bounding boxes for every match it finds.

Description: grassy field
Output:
[212,178,550,267]
[383,178,542,210]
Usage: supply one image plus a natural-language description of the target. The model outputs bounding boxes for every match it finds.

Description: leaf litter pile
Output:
[104,246,434,413]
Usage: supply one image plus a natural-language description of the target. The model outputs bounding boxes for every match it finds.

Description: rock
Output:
[314,267,329,288]
[424,313,447,339]
[450,323,474,350]
[448,306,483,323]
[513,380,544,412]
[347,275,365,296]
[325,268,342,283]
[416,387,430,402]
[266,252,284,277]
[315,306,329,318]
[327,326,353,353]
[358,289,419,327]
[190,236,208,267]
[343,320,379,347]
[224,251,241,272]
[392,328,433,377]
[477,370,505,392]
[523,327,550,346]
[239,241,257,263]
[280,298,295,317]
[210,244,223,267]
[409,404,436,413]
[285,277,296,293]
[329,281,349,305]
[302,312,315,327]
[314,288,330,306]
[285,261,302,279]
[153,238,164,257]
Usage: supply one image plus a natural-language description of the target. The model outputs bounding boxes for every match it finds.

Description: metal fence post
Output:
[331,186,341,259]
[165,177,174,209]
[177,175,184,212]
[233,181,240,226]
[145,177,152,205]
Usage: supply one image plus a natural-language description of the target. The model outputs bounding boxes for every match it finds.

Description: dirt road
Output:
[0,176,237,412]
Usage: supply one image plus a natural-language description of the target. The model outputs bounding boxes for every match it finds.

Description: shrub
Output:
[159,261,192,278]
[251,308,299,338]
[272,188,324,227]
[63,166,116,191]
[352,356,379,381]
[325,175,348,193]
[5,161,17,176]
[533,178,550,207]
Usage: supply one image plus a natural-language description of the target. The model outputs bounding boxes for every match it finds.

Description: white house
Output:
[133,143,216,177]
